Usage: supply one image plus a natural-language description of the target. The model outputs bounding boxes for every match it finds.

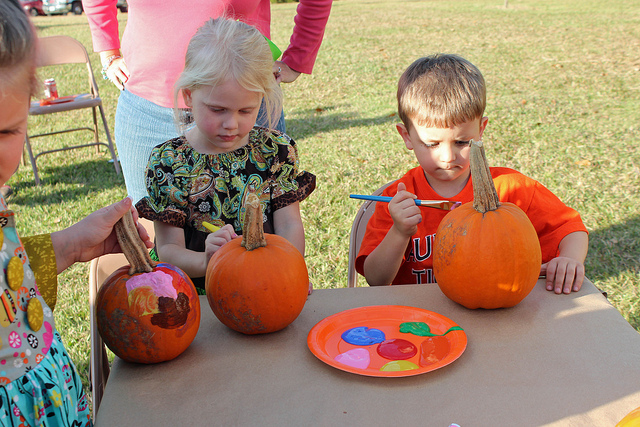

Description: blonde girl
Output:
[136,18,315,292]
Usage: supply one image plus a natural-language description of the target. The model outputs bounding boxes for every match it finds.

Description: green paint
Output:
[399,322,463,337]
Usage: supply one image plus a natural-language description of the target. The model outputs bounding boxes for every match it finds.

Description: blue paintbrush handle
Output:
[349,194,394,203]
[349,194,461,210]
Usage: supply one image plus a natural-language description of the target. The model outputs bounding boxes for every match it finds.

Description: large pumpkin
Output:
[205,192,308,334]
[433,140,541,309]
[96,211,201,363]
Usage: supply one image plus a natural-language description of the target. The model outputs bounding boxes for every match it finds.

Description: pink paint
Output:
[335,348,371,370]
[126,270,177,299]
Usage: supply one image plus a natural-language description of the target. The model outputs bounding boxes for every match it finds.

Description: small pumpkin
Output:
[433,140,541,309]
[96,211,201,363]
[205,192,308,334]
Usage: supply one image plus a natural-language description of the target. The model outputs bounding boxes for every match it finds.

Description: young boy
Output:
[355,54,588,294]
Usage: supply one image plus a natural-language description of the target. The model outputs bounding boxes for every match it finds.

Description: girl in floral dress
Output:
[136,18,315,291]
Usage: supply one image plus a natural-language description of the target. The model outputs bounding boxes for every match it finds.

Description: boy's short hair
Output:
[397,54,486,130]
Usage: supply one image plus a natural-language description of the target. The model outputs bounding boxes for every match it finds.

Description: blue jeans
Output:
[114,89,285,203]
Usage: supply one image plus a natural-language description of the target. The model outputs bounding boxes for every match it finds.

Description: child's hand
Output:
[389,182,421,237]
[541,256,585,294]
[204,224,237,263]
[51,197,153,273]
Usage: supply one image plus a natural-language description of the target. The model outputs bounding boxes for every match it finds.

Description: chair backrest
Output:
[89,218,154,420]
[347,181,395,287]
[37,35,89,66]
[36,35,99,97]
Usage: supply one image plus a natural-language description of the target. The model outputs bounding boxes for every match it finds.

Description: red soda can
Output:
[44,78,58,99]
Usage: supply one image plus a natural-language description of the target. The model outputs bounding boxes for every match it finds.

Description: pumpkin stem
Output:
[470,139,501,213]
[115,210,157,275]
[241,192,268,251]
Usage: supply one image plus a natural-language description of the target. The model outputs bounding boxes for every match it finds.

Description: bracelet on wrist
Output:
[101,55,122,80]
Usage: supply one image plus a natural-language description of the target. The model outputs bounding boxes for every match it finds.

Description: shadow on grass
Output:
[285,107,398,140]
[586,215,640,279]
[586,214,640,328]
[11,158,124,206]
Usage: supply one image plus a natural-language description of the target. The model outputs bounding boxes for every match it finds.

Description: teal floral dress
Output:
[0,195,92,427]
[136,127,316,289]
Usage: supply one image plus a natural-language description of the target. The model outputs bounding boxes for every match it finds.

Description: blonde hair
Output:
[0,0,39,96]
[397,54,486,130]
[174,17,283,130]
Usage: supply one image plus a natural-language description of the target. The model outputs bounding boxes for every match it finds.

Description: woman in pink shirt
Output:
[83,0,332,202]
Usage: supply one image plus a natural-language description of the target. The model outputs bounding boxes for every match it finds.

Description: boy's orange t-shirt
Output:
[355,167,587,285]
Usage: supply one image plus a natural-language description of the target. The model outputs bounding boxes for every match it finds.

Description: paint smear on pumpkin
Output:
[126,271,177,299]
[126,271,177,316]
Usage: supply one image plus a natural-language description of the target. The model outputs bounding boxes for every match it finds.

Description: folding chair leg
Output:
[99,105,121,175]
[92,107,100,153]
[23,136,41,185]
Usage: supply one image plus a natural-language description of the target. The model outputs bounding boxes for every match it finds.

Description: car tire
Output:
[28,8,39,16]
[71,1,83,14]
[118,6,128,12]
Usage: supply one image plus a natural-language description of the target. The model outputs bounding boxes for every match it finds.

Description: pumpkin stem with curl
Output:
[115,210,157,275]
[470,139,501,214]
[241,192,268,251]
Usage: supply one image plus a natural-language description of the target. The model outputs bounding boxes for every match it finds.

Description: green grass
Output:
[7,0,640,410]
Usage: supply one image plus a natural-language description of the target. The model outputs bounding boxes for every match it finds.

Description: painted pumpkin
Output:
[205,192,308,334]
[96,211,200,364]
[433,140,541,309]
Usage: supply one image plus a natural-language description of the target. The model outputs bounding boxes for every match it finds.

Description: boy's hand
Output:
[388,182,421,237]
[541,256,585,294]
[204,224,237,263]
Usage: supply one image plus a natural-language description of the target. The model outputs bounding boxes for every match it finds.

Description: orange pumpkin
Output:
[433,140,541,309]
[205,192,308,334]
[96,211,201,363]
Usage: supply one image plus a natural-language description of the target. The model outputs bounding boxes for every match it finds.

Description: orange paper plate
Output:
[307,305,467,377]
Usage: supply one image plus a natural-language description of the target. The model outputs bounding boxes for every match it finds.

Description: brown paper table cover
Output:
[95,279,640,426]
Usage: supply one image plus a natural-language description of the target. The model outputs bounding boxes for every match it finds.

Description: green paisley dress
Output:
[136,127,316,289]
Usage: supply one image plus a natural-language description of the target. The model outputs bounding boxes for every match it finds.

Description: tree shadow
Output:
[11,158,125,206]
[586,215,640,280]
[285,106,398,140]
[586,214,640,329]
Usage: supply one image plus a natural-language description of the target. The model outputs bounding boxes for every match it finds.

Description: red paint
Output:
[377,338,417,360]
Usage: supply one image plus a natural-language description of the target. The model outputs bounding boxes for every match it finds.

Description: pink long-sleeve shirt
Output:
[83,0,332,108]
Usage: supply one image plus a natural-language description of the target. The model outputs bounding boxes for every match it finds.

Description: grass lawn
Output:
[6,0,639,410]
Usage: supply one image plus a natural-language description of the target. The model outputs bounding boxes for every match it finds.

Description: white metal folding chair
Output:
[346,181,395,287]
[24,35,120,185]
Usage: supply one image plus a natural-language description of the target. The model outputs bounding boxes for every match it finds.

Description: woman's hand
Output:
[274,61,301,84]
[100,50,130,90]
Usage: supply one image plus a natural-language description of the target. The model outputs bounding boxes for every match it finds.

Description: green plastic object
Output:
[265,37,282,61]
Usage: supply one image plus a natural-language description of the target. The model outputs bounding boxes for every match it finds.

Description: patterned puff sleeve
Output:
[136,137,193,228]
[262,131,316,211]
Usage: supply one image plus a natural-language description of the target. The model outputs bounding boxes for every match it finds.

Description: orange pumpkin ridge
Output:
[433,140,541,309]
[205,191,309,334]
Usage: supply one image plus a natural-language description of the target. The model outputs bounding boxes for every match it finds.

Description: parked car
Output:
[42,0,127,15]
[21,0,45,16]
[42,0,81,15]
[117,0,128,12]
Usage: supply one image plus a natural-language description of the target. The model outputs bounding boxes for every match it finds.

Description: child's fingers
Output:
[573,264,585,292]
[561,268,576,294]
